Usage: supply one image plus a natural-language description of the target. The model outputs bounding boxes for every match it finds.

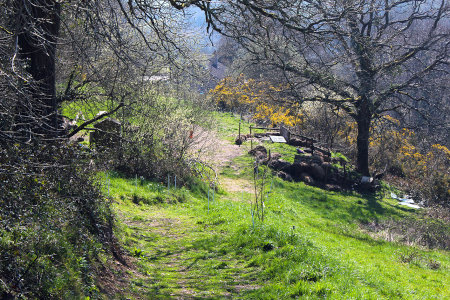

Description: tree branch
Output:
[66,99,125,138]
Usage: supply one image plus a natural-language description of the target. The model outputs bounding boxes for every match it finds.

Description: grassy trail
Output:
[114,201,261,299]
[106,112,449,299]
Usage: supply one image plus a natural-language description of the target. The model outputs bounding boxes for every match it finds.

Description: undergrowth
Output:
[0,143,114,299]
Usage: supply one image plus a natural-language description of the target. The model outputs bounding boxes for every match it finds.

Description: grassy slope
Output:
[107,112,449,299]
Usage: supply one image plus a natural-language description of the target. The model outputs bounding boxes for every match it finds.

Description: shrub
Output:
[0,142,114,298]
[363,217,449,250]
[209,74,303,127]
[114,89,213,185]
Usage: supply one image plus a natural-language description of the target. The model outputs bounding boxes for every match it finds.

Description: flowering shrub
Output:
[338,115,449,206]
[254,103,301,127]
[210,75,302,127]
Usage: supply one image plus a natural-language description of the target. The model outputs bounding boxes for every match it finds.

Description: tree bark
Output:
[356,104,371,176]
[16,0,61,137]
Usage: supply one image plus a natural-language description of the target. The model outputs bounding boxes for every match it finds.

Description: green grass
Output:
[107,172,448,299]
[212,111,255,141]
[103,112,449,299]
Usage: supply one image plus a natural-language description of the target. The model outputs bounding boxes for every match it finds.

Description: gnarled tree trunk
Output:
[15,0,61,137]
[356,103,371,176]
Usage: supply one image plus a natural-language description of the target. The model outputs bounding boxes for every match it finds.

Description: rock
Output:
[255,151,267,162]
[311,155,324,164]
[288,137,302,146]
[310,163,325,181]
[285,162,309,178]
[321,162,340,183]
[235,134,251,145]
[294,154,304,162]
[248,145,267,156]
[321,162,338,176]
[248,145,268,163]
[294,155,322,165]
[359,178,382,193]
[268,159,290,171]
[270,152,282,160]
[277,171,293,182]
[289,138,313,147]
[361,176,373,183]
[90,118,121,149]
[300,173,314,185]
[322,155,331,163]
[325,184,341,192]
[321,161,332,168]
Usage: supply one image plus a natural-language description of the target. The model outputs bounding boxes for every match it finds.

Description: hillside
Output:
[100,112,449,299]
[2,2,448,299]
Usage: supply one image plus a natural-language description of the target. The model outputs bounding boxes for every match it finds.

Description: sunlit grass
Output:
[103,111,449,299]
[107,168,449,299]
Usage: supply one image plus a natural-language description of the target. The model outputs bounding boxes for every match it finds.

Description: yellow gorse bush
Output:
[210,74,302,127]
[339,115,449,178]
[431,144,450,157]
[254,103,300,127]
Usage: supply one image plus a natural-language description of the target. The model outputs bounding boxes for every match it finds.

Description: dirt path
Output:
[189,127,254,193]
[188,127,243,169]
[107,127,259,298]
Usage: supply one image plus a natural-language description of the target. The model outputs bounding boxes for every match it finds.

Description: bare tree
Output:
[0,1,213,296]
[1,0,208,142]
[198,0,450,175]
[2,0,448,174]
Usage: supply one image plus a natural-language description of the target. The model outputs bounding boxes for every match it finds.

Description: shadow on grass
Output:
[283,185,410,227]
[364,193,385,215]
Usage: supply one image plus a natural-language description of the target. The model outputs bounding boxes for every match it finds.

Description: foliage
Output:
[335,114,449,206]
[210,75,302,127]
[101,111,448,298]
[331,151,349,163]
[202,0,449,175]
[371,117,449,206]
[299,103,349,149]
[114,89,213,184]
[363,216,449,250]
[0,142,114,298]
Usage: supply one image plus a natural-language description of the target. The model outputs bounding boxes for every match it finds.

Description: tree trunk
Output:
[16,0,61,137]
[356,105,371,176]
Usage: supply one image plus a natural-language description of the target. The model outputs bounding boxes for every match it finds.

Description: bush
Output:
[0,142,114,298]
[363,217,449,250]
[114,89,213,184]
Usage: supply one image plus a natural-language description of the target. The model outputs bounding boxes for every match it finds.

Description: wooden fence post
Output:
[238,120,241,147]
[280,125,291,143]
[250,125,253,150]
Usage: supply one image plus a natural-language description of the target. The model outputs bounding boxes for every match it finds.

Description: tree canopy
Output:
[1,0,210,142]
[198,0,450,175]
